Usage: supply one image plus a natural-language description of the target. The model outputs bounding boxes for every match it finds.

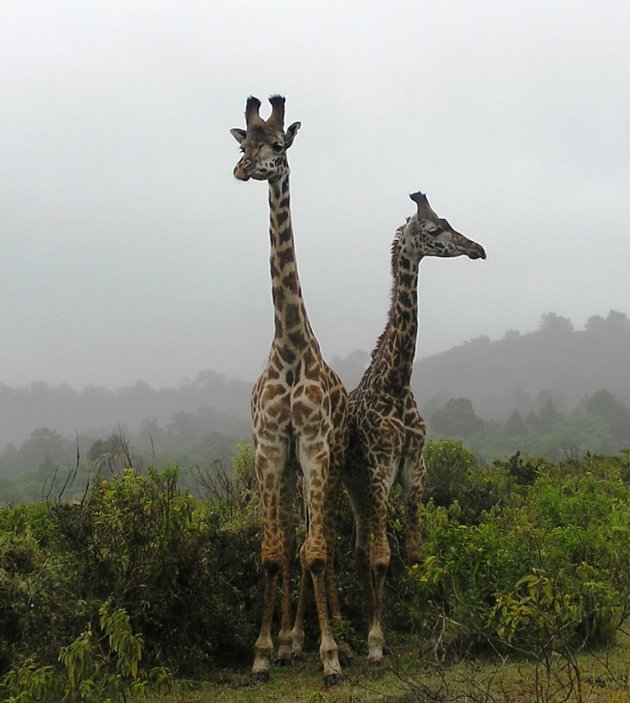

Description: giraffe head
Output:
[230,95,301,182]
[403,191,486,260]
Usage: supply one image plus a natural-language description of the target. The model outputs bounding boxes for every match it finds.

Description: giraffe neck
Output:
[268,174,317,361]
[374,244,421,391]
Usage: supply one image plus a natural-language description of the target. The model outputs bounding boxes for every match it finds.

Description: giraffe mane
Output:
[371,221,407,360]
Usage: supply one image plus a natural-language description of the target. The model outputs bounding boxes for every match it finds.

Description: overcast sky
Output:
[1,1,629,390]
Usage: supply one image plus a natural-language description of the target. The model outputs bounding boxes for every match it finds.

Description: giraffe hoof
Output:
[276,656,292,667]
[252,671,270,684]
[324,672,342,688]
[368,656,383,666]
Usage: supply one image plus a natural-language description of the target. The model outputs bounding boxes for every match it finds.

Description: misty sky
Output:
[2,1,629,390]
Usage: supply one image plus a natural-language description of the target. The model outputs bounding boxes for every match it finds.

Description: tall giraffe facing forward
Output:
[230,96,348,686]
[344,192,486,664]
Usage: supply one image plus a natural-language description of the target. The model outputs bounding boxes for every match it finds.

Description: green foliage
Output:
[403,454,630,657]
[0,503,88,671]
[0,445,628,695]
[0,663,63,703]
[491,565,618,652]
[423,439,506,523]
[0,601,172,702]
[430,397,485,437]
[200,442,260,529]
[51,465,261,671]
[585,389,630,441]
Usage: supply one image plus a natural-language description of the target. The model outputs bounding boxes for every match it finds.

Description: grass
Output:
[149,631,630,703]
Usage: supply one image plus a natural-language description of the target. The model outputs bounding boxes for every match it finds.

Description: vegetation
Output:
[427,388,630,462]
[416,309,630,420]
[1,309,629,699]
[0,441,627,701]
[3,310,630,505]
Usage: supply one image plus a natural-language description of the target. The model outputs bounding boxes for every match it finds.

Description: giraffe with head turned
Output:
[230,95,348,686]
[343,191,486,664]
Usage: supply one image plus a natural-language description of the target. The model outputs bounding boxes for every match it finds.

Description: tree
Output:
[605,309,630,328]
[539,312,574,334]
[430,398,485,437]
[88,433,136,474]
[584,390,630,441]
[538,397,562,431]
[18,428,68,473]
[505,410,528,436]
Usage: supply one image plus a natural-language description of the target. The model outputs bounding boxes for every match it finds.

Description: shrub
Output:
[51,465,262,671]
[423,439,507,523]
[0,504,88,672]
[0,601,172,703]
[403,454,630,656]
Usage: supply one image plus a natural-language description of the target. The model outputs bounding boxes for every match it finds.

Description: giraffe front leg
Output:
[346,484,373,665]
[368,479,391,665]
[290,541,308,658]
[401,452,426,564]
[311,566,342,687]
[299,440,342,686]
[251,443,288,681]
[322,476,354,665]
[276,467,298,664]
[252,565,278,682]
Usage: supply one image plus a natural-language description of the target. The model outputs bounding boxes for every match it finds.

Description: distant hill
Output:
[411,310,630,420]
[1,310,629,449]
[0,370,251,447]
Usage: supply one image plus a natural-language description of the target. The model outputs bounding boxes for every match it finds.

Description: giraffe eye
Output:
[271,142,284,153]
[427,227,441,237]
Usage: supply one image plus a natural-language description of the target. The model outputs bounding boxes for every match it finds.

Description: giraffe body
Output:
[231,96,348,685]
[344,192,486,663]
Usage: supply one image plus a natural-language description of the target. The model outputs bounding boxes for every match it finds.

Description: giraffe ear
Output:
[284,121,301,149]
[230,128,247,144]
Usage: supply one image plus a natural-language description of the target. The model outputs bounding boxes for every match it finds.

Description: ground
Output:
[150,632,630,703]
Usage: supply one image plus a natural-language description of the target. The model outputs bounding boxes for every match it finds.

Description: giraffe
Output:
[343,191,486,664]
[230,95,348,686]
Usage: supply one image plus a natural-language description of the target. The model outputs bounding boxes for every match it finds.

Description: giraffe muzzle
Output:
[468,245,486,260]
[233,159,252,181]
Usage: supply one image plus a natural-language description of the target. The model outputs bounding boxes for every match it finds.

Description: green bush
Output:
[423,439,507,523]
[0,449,628,689]
[0,504,88,672]
[403,454,630,655]
[51,466,262,671]
[0,601,172,702]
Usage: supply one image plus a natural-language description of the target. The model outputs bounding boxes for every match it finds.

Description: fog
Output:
[2,1,629,390]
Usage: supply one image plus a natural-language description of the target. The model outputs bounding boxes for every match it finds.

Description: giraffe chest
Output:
[252,361,335,439]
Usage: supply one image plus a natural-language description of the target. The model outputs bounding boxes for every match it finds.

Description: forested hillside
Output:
[0,371,251,447]
[3,310,628,448]
[2,310,629,501]
[412,310,630,420]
